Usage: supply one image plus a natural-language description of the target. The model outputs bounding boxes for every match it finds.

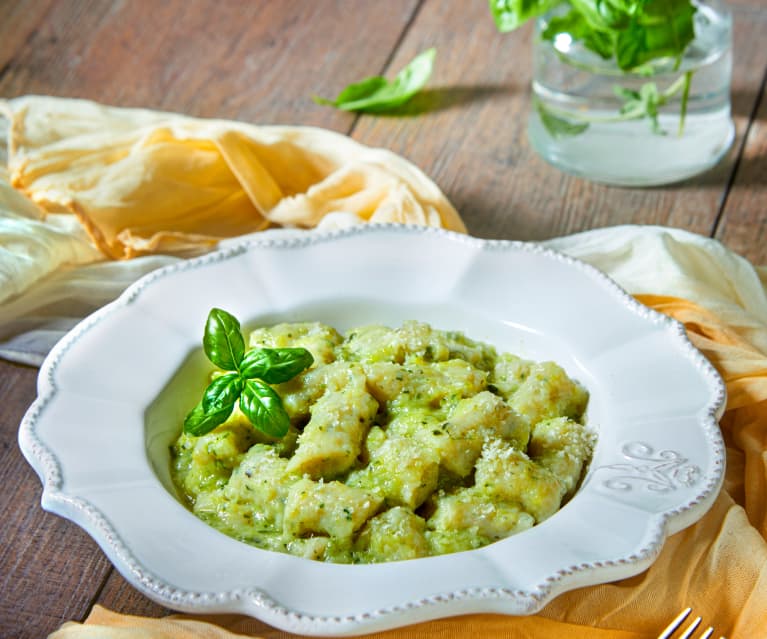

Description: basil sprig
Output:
[314,48,436,113]
[184,308,313,437]
[490,0,697,71]
[492,0,700,137]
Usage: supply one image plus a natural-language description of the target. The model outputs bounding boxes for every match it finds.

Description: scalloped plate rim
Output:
[18,224,726,636]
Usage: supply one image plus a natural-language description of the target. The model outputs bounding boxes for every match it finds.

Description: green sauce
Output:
[171,320,594,563]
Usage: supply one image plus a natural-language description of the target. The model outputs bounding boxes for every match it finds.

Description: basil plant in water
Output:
[490,0,735,186]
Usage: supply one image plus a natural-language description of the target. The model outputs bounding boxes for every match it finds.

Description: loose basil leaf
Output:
[183,373,243,436]
[314,48,436,113]
[239,347,314,384]
[489,0,558,32]
[314,77,387,108]
[203,308,245,371]
[240,379,291,438]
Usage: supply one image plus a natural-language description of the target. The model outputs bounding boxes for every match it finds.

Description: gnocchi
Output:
[171,321,594,563]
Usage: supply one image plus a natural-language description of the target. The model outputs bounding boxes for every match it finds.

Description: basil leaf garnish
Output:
[240,347,314,384]
[183,401,233,436]
[240,379,291,438]
[203,308,245,371]
[185,309,314,439]
[201,372,244,412]
[184,373,242,436]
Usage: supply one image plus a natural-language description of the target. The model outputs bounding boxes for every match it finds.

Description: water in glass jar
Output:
[528,2,734,186]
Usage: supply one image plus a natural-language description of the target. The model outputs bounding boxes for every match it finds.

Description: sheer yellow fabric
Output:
[49,295,767,638]
[2,96,464,260]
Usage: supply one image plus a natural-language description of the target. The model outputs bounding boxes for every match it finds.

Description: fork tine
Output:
[659,607,692,639]
[678,615,701,639]
[657,607,720,639]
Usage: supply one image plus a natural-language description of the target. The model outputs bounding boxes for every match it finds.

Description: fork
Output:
[658,607,724,639]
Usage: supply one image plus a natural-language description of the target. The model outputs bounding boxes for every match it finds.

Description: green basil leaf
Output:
[535,99,590,138]
[595,0,633,29]
[202,372,243,412]
[542,9,614,59]
[314,77,388,107]
[183,402,231,436]
[183,373,243,436]
[240,347,314,384]
[615,0,696,70]
[568,0,614,32]
[639,82,665,134]
[489,0,559,32]
[203,308,245,371]
[240,379,291,438]
[314,48,436,113]
[613,85,641,101]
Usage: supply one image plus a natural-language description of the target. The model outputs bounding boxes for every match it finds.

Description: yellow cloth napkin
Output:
[8,96,763,639]
[0,96,463,364]
[48,291,767,639]
[2,96,464,261]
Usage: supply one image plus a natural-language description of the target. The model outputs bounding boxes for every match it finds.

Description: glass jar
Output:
[527,0,734,186]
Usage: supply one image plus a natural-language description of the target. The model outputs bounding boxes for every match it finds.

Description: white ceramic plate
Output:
[19,225,726,636]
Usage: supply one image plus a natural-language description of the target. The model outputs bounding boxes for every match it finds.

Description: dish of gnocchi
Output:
[172,320,594,563]
[19,226,726,635]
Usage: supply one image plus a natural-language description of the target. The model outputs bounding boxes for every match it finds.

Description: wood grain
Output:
[97,572,172,619]
[0,0,765,636]
[0,0,421,128]
[715,73,767,266]
[0,361,114,639]
[350,1,767,245]
[0,0,55,72]
[0,0,423,633]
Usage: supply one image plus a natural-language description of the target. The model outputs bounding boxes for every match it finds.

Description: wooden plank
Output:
[1,1,764,636]
[0,0,56,73]
[0,0,422,630]
[97,573,172,618]
[714,73,767,267]
[0,0,420,128]
[350,1,766,249]
[710,2,767,266]
[0,362,115,639]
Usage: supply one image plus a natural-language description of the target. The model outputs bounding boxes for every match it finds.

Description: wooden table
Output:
[1,2,765,637]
